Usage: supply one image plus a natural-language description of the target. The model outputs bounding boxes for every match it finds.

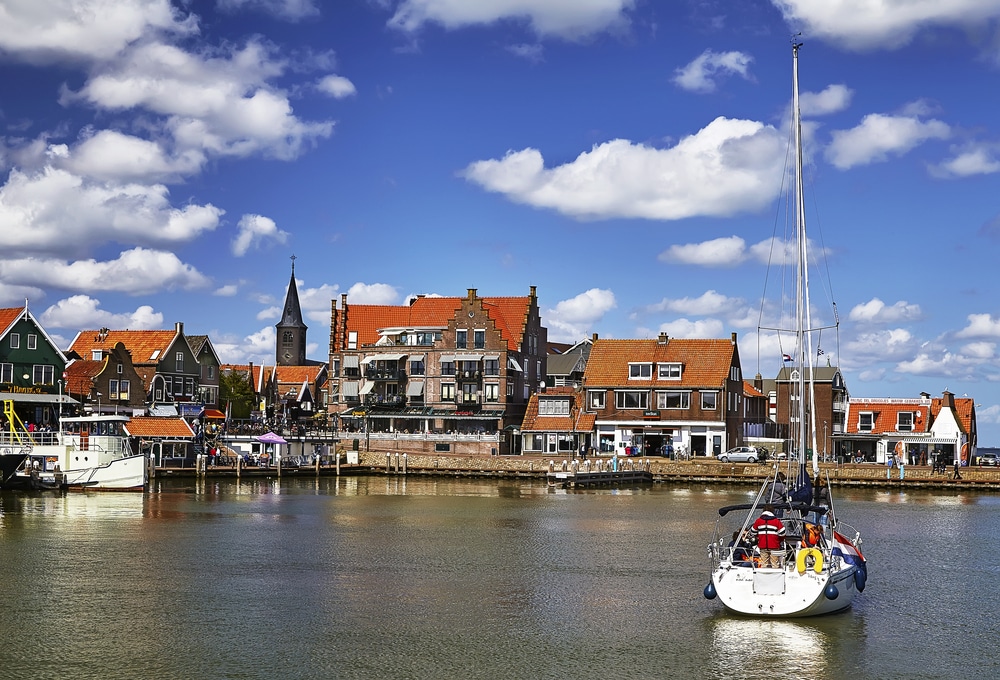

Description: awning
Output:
[202,408,226,419]
[379,353,406,361]
[0,392,79,405]
[894,437,959,445]
[406,382,425,397]
[408,354,425,362]
[508,357,523,372]
[360,356,374,365]
[150,404,178,417]
[343,355,359,369]
[359,381,375,395]
[440,355,455,363]
[483,354,500,361]
[455,353,482,361]
[342,381,359,397]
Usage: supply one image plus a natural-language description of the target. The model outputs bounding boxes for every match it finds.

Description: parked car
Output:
[718,447,758,463]
[980,453,999,466]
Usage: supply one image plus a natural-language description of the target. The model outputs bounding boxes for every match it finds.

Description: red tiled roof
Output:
[520,387,593,432]
[0,307,23,335]
[931,396,974,435]
[583,338,735,387]
[125,416,194,438]
[273,365,323,384]
[65,359,104,395]
[844,401,930,435]
[70,330,178,365]
[744,380,763,398]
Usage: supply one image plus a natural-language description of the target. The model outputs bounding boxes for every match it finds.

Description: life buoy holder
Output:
[796,547,824,574]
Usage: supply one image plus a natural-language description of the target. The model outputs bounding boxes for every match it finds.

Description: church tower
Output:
[276,255,307,366]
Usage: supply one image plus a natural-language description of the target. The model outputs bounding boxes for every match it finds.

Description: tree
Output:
[219,368,255,419]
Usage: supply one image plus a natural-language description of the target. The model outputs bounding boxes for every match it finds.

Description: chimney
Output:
[754,373,763,392]
[529,285,536,299]
[941,390,955,409]
[731,332,738,344]
[592,333,599,342]
[175,321,183,335]
[658,332,669,345]
[467,288,477,299]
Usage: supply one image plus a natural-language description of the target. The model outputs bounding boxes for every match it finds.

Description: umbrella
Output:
[256,431,287,445]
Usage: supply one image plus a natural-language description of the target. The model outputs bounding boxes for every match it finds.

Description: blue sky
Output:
[4,1,1000,441]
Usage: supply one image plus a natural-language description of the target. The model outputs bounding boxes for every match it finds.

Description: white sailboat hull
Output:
[59,454,147,490]
[712,559,857,617]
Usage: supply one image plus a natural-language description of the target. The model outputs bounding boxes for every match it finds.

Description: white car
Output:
[718,447,758,463]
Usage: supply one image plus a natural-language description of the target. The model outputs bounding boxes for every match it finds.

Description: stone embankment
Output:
[356,451,1000,489]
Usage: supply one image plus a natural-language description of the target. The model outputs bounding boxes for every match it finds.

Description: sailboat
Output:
[703,41,868,617]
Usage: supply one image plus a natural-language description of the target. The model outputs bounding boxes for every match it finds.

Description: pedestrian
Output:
[750,504,786,568]
[886,454,894,479]
[898,455,905,480]
[953,459,962,480]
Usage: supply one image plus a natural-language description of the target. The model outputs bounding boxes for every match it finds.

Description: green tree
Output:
[219,368,254,419]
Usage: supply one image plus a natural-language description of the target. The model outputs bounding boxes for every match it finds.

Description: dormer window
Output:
[859,412,874,432]
[538,397,570,416]
[92,349,103,360]
[897,412,914,432]
[629,363,653,380]
[658,363,682,379]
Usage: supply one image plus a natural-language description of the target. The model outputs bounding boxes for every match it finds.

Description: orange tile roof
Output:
[70,330,178,365]
[125,416,194,438]
[0,307,24,335]
[273,365,324,384]
[65,359,104,394]
[344,295,532,351]
[583,338,735,387]
[744,380,763,398]
[931,396,974,435]
[520,387,593,432]
[844,400,930,435]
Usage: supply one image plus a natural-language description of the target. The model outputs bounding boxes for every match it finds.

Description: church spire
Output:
[276,255,307,365]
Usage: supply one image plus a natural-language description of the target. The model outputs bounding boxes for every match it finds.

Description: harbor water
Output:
[2,477,999,679]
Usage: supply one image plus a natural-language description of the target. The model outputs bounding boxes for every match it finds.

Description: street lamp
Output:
[96,392,102,415]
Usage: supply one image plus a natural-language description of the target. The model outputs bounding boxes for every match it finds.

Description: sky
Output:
[4,1,1000,441]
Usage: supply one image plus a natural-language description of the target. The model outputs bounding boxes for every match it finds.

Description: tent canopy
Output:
[256,431,287,444]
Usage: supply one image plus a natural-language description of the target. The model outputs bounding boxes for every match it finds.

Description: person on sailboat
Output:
[762,472,787,516]
[813,477,831,525]
[750,504,786,568]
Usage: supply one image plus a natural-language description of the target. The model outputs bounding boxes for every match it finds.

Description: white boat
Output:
[704,42,867,617]
[11,414,148,491]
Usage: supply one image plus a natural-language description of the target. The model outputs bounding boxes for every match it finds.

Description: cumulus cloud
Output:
[0,248,211,295]
[659,236,747,266]
[544,288,617,342]
[931,146,1000,178]
[232,214,290,256]
[216,0,320,20]
[825,112,951,169]
[658,318,725,338]
[347,282,400,304]
[56,130,206,182]
[672,50,753,93]
[649,290,743,317]
[214,284,238,297]
[463,117,785,221]
[387,0,636,40]
[956,313,1000,338]
[800,84,852,117]
[317,74,357,98]
[848,298,923,324]
[772,0,1000,50]
[39,294,164,332]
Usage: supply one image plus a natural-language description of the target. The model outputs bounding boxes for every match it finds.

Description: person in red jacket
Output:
[751,504,787,568]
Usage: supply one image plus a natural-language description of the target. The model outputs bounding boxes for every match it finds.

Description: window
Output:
[588,390,605,409]
[658,363,682,379]
[0,363,12,382]
[92,349,103,360]
[117,363,123,374]
[441,360,456,375]
[119,380,130,400]
[456,330,467,349]
[615,391,648,409]
[27,334,37,350]
[282,330,293,346]
[629,363,653,379]
[859,412,874,432]
[483,359,499,376]
[441,383,456,401]
[507,382,514,397]
[484,383,499,402]
[110,379,118,396]
[175,352,184,371]
[347,331,358,350]
[702,392,718,410]
[410,359,425,376]
[174,378,184,396]
[897,412,913,432]
[33,365,55,385]
[657,391,690,409]
[186,378,195,395]
[462,384,478,404]
[9,334,19,349]
[208,366,215,379]
[538,398,570,415]
[474,330,485,349]
[730,366,741,381]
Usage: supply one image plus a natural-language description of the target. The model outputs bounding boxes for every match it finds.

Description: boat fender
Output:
[704,582,717,600]
[824,584,839,600]
[854,569,867,593]
[795,547,824,575]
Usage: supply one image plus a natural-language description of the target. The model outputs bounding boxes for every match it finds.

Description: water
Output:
[2,478,999,679]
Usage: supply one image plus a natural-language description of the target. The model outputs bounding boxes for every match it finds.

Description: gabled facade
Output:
[519,386,596,456]
[65,341,146,415]
[68,323,202,416]
[545,335,593,388]
[839,390,976,465]
[763,365,849,455]
[0,304,70,429]
[255,364,328,427]
[582,332,744,457]
[187,335,221,407]
[328,286,546,443]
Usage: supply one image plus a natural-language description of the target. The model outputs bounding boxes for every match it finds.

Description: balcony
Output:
[456,370,482,382]
[365,394,406,407]
[366,369,407,381]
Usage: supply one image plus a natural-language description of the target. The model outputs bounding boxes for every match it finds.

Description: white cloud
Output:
[0,248,211,295]
[257,305,280,321]
[961,341,996,359]
[387,0,636,40]
[772,0,1000,50]
[506,43,544,61]
[848,298,923,324]
[214,284,238,297]
[800,84,852,117]
[957,313,1000,338]
[58,130,206,182]
[317,74,357,99]
[545,288,616,342]
[216,0,320,20]
[39,294,164,332]
[0,0,195,64]
[463,117,785,221]
[672,50,753,93]
[232,214,290,256]
[650,290,743,317]
[0,166,222,258]
[931,146,1000,178]
[659,236,747,266]
[825,112,951,169]
[658,318,725,338]
[347,282,399,304]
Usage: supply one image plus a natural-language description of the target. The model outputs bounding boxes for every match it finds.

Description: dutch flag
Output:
[782,353,793,362]
[832,530,868,583]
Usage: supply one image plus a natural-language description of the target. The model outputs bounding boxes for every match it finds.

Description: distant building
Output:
[276,258,307,367]
[0,303,70,428]
[757,364,849,458]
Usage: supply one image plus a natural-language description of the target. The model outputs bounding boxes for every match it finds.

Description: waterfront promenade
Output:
[159,450,1000,490]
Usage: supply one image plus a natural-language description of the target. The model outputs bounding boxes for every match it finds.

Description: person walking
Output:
[953,459,962,480]
[750,504,786,568]
[886,455,894,479]
[898,455,905,480]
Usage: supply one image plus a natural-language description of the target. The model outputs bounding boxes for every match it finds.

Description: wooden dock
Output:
[547,468,654,489]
